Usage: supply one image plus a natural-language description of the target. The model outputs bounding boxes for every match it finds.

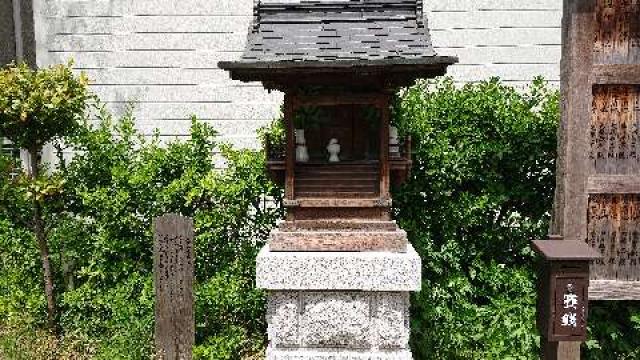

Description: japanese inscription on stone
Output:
[154,214,194,360]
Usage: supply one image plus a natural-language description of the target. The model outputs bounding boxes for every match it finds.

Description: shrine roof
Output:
[219,0,457,83]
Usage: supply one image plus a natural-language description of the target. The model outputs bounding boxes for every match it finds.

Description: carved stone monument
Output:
[220,1,456,358]
[153,214,195,360]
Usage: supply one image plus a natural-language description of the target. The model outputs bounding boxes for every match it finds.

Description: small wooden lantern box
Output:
[532,239,601,342]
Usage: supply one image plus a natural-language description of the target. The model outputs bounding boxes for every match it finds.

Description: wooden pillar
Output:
[551,0,595,240]
[379,94,390,200]
[284,94,296,201]
[547,0,596,358]
[153,214,195,360]
[542,342,581,360]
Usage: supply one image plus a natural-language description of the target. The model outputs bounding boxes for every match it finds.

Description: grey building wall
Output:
[31,0,562,145]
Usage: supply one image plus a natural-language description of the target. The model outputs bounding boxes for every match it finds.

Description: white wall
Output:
[427,0,562,86]
[35,0,282,148]
[33,0,563,145]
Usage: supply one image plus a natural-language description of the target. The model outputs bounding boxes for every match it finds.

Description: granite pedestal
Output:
[257,245,421,359]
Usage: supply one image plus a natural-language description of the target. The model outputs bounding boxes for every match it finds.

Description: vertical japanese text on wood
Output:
[153,214,195,360]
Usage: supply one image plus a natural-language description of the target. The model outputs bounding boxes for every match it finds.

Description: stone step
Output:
[279,219,398,231]
[269,229,408,252]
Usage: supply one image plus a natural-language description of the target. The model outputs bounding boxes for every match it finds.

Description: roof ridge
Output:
[256,0,421,26]
[258,0,419,10]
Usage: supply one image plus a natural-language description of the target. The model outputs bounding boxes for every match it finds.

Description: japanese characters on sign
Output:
[552,276,589,340]
[561,285,579,328]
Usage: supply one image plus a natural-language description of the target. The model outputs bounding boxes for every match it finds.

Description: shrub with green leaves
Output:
[393,77,640,359]
[0,62,90,150]
[392,77,558,359]
[0,104,282,359]
[0,62,92,332]
[57,108,281,359]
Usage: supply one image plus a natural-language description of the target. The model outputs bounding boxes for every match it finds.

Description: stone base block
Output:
[266,348,413,360]
[267,291,410,350]
[256,244,421,291]
[258,245,420,359]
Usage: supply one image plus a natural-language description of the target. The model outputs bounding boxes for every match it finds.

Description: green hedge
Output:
[393,78,640,359]
[393,78,556,359]
[0,106,281,359]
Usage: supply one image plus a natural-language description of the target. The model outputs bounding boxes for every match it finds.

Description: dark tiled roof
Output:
[238,0,440,63]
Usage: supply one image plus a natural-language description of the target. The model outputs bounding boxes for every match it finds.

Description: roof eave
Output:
[219,56,458,70]
[219,56,458,89]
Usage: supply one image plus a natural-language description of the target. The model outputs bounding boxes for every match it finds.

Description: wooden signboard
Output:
[553,0,640,301]
[153,214,195,360]
[533,240,600,342]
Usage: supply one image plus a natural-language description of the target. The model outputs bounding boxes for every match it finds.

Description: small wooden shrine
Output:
[221,1,455,358]
[221,0,456,253]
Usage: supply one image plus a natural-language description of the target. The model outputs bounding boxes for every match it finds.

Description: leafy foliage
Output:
[0,61,92,333]
[586,301,640,360]
[394,77,640,359]
[393,77,558,359]
[0,156,30,227]
[257,111,285,161]
[0,105,281,359]
[0,62,90,150]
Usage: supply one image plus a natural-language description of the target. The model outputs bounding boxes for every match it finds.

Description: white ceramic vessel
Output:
[295,129,309,162]
[326,138,341,162]
[389,125,400,156]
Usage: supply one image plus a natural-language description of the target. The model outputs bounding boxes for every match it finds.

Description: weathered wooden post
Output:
[153,214,195,360]
[551,0,640,358]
